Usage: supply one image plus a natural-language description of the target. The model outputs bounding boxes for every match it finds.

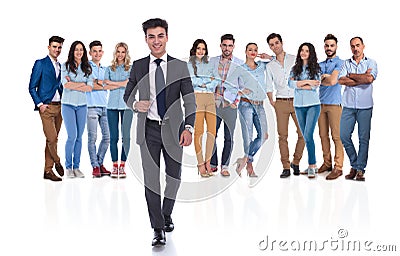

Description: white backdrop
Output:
[1,0,399,255]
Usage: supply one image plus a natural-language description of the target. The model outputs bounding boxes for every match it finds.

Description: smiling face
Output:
[220,39,234,58]
[300,45,310,63]
[324,39,337,58]
[245,43,258,60]
[116,46,127,64]
[145,26,168,58]
[48,42,62,61]
[268,36,283,56]
[89,45,103,63]
[74,43,84,64]
[195,43,206,60]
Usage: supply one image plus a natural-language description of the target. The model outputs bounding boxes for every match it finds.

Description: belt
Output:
[146,118,163,125]
[48,101,61,105]
[276,98,293,101]
[240,97,263,105]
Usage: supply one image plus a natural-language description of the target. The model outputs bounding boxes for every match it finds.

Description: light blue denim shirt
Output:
[104,64,131,110]
[319,56,343,105]
[209,55,244,104]
[227,61,268,101]
[288,65,321,107]
[61,63,94,106]
[86,61,107,107]
[338,56,377,109]
[187,60,217,93]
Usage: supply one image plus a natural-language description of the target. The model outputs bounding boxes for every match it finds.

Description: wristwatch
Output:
[185,125,194,134]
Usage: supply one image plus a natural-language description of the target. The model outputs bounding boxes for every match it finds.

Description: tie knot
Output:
[154,59,163,66]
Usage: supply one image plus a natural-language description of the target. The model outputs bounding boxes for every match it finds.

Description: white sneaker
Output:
[119,165,126,178]
[66,168,75,178]
[308,167,316,179]
[73,168,85,178]
[111,165,118,178]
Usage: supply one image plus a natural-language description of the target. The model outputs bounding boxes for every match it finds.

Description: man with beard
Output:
[338,37,377,182]
[317,34,344,180]
[209,34,244,176]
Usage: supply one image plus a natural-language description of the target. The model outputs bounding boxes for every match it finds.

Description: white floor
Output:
[1,107,399,256]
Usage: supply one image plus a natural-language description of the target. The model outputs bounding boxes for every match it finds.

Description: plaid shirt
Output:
[214,56,232,104]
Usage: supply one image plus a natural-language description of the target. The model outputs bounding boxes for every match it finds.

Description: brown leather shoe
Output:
[44,170,62,182]
[55,162,64,177]
[345,168,357,180]
[326,168,342,180]
[317,164,332,174]
[355,170,365,181]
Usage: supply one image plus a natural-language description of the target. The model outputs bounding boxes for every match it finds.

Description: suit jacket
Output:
[29,56,62,110]
[123,55,196,146]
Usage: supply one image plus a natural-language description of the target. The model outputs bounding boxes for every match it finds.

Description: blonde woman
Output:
[104,42,133,178]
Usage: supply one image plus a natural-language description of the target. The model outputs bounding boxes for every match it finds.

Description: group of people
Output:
[29,38,133,181]
[29,17,377,247]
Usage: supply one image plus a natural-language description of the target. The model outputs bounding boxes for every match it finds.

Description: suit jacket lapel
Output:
[45,56,57,79]
[140,56,151,101]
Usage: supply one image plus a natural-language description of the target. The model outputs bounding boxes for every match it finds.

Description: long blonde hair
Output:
[111,42,131,71]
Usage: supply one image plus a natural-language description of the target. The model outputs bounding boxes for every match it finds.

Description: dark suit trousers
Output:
[140,119,182,229]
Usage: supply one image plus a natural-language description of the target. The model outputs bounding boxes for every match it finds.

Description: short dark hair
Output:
[266,33,282,44]
[142,18,168,35]
[221,34,235,43]
[324,34,338,43]
[49,36,64,45]
[89,40,102,50]
[350,36,364,44]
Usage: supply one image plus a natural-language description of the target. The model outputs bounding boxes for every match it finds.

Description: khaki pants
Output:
[194,93,217,165]
[318,104,344,170]
[274,99,305,169]
[39,104,63,172]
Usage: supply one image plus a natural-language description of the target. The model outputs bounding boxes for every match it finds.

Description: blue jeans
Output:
[61,104,87,169]
[210,105,237,169]
[107,109,133,162]
[238,101,268,162]
[340,107,372,172]
[295,105,321,165]
[87,107,110,168]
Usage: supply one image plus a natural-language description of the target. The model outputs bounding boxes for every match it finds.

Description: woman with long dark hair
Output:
[188,39,217,177]
[61,41,94,178]
[288,42,321,178]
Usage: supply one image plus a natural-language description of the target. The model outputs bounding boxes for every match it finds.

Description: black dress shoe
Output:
[280,169,291,178]
[164,215,174,232]
[152,228,166,246]
[44,170,62,182]
[55,163,64,177]
[290,163,300,176]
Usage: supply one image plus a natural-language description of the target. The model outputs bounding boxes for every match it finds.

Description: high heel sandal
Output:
[197,164,209,178]
[247,170,258,178]
[235,157,247,177]
[205,162,214,177]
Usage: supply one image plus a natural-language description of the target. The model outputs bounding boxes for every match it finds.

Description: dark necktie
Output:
[154,58,166,119]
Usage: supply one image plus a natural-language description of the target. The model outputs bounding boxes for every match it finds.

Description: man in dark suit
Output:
[123,18,196,247]
[29,36,65,182]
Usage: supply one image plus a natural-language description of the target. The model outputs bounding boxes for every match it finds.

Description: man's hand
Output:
[134,100,151,112]
[39,104,48,113]
[179,130,192,146]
